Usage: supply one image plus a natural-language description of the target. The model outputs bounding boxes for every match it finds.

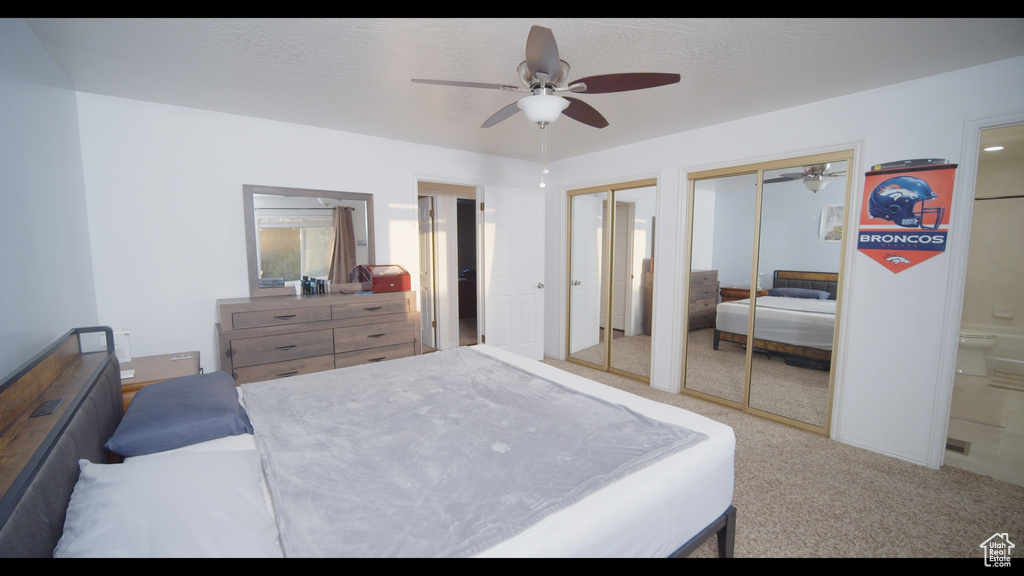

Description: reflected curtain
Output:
[328,207,356,284]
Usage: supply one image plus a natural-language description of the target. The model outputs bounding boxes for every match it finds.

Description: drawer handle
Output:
[368,357,387,362]
[363,306,382,311]
[274,344,298,351]
[367,333,386,338]
[273,314,297,320]
[276,371,299,378]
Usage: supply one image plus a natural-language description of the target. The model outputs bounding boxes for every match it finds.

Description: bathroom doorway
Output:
[945,122,1024,487]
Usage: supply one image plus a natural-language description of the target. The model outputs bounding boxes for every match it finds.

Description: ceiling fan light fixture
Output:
[804,177,829,193]
[517,93,569,125]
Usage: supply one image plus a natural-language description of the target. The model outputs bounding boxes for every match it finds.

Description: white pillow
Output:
[54,450,283,558]
[126,434,277,524]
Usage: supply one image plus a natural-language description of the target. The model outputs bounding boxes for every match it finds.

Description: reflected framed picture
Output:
[820,204,843,242]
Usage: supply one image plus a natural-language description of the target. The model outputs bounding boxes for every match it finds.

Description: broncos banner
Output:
[857,162,958,273]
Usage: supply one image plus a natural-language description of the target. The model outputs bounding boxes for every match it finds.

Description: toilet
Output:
[956,331,998,375]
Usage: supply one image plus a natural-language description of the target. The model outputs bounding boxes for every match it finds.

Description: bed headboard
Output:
[0,327,122,558]
[772,270,839,300]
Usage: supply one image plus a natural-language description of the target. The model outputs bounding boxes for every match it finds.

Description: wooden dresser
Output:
[688,269,719,330]
[216,291,420,384]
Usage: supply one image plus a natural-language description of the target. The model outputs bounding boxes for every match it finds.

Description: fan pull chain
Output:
[539,123,549,188]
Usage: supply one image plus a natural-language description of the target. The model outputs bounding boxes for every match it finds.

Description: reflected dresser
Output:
[688,269,719,330]
[216,291,420,384]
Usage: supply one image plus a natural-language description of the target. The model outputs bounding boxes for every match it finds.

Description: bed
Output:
[0,327,736,558]
[713,270,838,366]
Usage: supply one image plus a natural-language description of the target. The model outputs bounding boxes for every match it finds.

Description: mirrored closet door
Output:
[681,151,852,435]
[567,180,657,382]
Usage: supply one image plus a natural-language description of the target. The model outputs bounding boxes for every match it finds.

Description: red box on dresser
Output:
[368,264,411,292]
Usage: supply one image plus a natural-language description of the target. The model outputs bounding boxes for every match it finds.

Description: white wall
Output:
[0,19,98,378]
[549,55,1024,468]
[8,14,1024,471]
[75,94,539,374]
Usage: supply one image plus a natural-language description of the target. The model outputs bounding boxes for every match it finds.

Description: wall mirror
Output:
[567,179,657,382]
[243,184,375,297]
[681,151,852,435]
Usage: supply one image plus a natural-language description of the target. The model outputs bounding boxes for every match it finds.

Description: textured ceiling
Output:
[23,18,1024,162]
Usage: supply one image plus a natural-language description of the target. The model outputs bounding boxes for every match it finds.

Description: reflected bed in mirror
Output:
[243,185,375,297]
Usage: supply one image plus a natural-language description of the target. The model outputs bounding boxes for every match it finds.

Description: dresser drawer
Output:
[689,282,718,301]
[335,342,416,368]
[334,319,415,353]
[689,310,717,331]
[229,329,334,367]
[691,269,718,285]
[332,297,410,320]
[232,354,336,384]
[231,306,332,330]
[690,297,717,314]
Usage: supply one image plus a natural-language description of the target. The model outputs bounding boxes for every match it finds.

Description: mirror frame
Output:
[243,184,375,297]
[565,177,658,383]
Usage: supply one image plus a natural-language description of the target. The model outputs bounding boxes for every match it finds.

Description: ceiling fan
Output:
[764,163,847,192]
[411,25,681,130]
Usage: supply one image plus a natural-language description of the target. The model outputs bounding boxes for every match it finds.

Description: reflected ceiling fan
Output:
[764,163,847,192]
[412,25,681,130]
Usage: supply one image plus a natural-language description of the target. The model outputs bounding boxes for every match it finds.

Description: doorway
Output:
[417,181,479,353]
[945,122,1024,486]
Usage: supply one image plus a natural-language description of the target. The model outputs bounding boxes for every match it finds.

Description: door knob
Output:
[572,280,582,286]
[537,283,545,289]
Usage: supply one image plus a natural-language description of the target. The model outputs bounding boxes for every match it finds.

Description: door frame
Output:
[932,113,1024,468]
[416,181,479,351]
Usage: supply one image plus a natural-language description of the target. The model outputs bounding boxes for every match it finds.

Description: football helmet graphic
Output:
[868,176,944,230]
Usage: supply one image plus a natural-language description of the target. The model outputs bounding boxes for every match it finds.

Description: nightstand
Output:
[720,287,770,302]
[120,352,201,411]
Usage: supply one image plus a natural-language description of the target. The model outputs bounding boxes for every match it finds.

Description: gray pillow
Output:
[768,287,831,299]
[105,371,253,457]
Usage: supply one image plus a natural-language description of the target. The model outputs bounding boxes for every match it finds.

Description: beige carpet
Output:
[542,355,1024,558]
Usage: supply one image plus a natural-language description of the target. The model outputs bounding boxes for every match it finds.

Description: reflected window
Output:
[256,209,333,281]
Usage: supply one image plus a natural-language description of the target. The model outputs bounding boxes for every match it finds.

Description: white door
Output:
[481,187,545,360]
[418,196,437,349]
[569,193,604,354]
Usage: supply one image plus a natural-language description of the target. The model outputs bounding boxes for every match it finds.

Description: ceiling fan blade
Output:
[562,97,609,129]
[574,72,681,94]
[412,78,521,91]
[481,101,522,128]
[764,173,806,184]
[525,26,560,80]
